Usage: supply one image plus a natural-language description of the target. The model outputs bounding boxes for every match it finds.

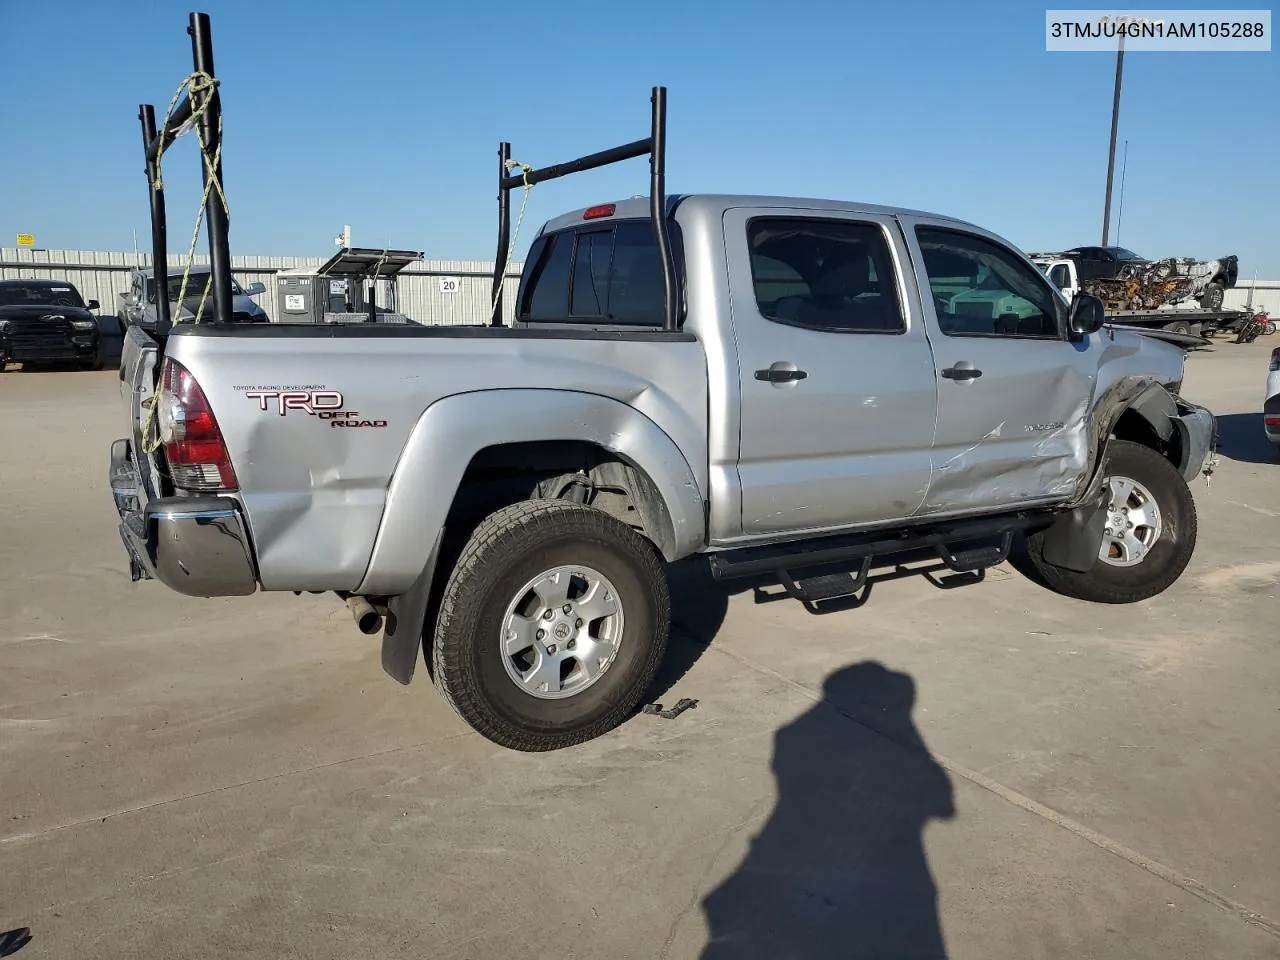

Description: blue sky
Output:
[1,0,1276,275]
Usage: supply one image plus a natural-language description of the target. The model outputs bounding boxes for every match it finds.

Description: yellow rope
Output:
[492,160,533,323]
[141,70,229,453]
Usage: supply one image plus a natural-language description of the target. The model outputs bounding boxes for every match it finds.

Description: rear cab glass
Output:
[517,219,684,327]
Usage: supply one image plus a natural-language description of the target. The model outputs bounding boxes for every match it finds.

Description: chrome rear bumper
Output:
[110,438,257,597]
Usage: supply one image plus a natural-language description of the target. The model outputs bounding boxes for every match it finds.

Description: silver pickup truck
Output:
[112,65,1215,752]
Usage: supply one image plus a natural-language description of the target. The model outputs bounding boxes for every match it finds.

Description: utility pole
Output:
[1101,33,1125,245]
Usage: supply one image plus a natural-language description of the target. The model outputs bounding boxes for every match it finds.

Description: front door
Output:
[900,217,1099,516]
[1045,260,1077,300]
[725,207,938,539]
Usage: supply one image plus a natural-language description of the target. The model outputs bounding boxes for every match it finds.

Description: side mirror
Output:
[86,299,100,310]
[243,281,266,296]
[1069,292,1106,338]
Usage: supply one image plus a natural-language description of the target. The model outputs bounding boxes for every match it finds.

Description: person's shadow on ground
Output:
[699,661,955,959]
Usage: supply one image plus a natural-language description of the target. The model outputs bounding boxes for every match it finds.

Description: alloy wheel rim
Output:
[1098,475,1164,567]
[499,565,625,700]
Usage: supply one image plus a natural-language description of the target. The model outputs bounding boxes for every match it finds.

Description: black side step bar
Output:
[937,530,1014,573]
[709,513,1048,605]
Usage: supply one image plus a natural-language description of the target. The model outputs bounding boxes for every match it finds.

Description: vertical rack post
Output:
[649,86,677,332]
[188,11,233,324]
[139,104,172,335]
[491,141,512,326]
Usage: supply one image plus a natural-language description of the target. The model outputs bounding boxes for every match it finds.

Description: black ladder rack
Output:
[489,86,677,332]
[137,11,231,336]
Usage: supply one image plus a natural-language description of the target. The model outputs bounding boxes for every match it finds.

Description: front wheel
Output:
[1025,440,1197,604]
[432,499,670,751]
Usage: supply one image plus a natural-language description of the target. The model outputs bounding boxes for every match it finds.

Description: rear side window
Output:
[746,218,905,333]
[519,219,681,326]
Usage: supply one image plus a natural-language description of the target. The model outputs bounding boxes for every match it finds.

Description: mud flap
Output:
[379,534,441,685]
[1038,480,1109,573]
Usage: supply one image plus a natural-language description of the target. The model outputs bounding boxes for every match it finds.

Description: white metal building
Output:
[3,246,1276,325]
[1,247,525,326]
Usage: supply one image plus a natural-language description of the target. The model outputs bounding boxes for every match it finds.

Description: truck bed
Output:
[128,322,709,594]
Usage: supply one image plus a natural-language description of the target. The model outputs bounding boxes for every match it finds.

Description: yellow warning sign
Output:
[16,234,35,247]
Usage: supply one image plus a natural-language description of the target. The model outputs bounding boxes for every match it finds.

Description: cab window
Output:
[519,220,682,326]
[916,227,1062,339]
[746,217,905,333]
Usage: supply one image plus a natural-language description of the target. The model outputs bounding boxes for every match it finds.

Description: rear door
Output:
[900,217,1098,515]
[725,206,938,539]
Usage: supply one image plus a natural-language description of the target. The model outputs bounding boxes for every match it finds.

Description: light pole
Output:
[1101,32,1125,245]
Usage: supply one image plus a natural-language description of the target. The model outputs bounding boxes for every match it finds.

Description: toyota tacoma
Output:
[109,25,1217,752]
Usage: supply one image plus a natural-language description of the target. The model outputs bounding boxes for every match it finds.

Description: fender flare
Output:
[357,388,705,597]
[1124,381,1178,444]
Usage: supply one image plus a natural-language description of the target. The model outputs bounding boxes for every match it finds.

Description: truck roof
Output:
[540,194,974,235]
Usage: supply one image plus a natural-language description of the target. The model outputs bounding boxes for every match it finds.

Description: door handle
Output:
[755,362,808,384]
[941,362,982,381]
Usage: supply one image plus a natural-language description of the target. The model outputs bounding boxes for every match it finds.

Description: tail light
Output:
[157,358,238,491]
[1270,347,1280,372]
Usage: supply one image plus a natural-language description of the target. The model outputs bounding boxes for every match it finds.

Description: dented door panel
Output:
[900,216,1100,515]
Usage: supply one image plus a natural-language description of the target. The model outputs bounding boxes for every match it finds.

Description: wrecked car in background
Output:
[1029,245,1239,311]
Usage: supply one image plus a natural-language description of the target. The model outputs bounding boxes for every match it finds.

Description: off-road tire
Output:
[1025,440,1197,604]
[1199,282,1225,311]
[432,499,670,751]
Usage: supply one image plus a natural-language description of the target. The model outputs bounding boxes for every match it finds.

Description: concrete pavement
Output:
[1,339,1277,958]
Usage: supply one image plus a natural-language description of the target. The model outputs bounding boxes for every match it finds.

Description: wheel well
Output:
[1111,407,1183,470]
[443,440,673,557]
[407,441,675,685]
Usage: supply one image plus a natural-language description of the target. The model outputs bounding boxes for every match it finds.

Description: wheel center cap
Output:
[552,621,573,641]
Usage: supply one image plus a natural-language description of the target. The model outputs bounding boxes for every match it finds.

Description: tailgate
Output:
[118,324,164,500]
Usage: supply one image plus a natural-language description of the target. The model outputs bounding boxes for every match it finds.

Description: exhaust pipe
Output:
[342,594,383,635]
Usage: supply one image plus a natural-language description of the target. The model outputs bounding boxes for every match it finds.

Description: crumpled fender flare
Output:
[1043,380,1214,573]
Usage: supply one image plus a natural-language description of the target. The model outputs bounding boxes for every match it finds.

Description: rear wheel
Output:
[1200,282,1225,311]
[432,499,670,751]
[1026,440,1197,603]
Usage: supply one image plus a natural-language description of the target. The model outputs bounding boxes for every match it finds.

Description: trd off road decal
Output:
[235,386,387,428]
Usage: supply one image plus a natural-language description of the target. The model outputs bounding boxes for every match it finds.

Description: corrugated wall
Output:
[1224,280,1280,315]
[0,248,525,325]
